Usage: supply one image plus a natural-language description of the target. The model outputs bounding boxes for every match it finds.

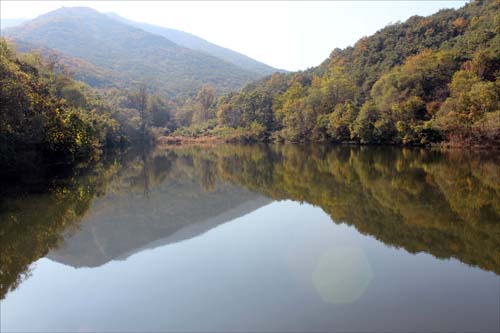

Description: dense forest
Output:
[171,0,499,146]
[0,38,173,179]
[1,0,499,178]
[2,144,499,299]
[0,6,275,176]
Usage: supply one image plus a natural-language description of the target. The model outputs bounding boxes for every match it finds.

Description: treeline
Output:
[0,38,174,179]
[2,0,499,177]
[169,0,500,146]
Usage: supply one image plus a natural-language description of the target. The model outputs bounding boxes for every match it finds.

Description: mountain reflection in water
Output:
[1,144,499,302]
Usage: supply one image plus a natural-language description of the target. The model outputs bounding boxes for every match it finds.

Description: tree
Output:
[351,101,395,144]
[327,101,359,142]
[149,95,172,128]
[128,84,149,137]
[434,70,499,142]
[192,84,216,124]
[274,82,308,141]
[217,97,241,128]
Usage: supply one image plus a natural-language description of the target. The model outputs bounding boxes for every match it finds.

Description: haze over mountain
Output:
[105,12,283,77]
[2,7,277,99]
[10,38,124,88]
[0,18,27,29]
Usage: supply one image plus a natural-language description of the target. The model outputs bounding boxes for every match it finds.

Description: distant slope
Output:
[0,18,26,29]
[11,39,125,88]
[2,7,261,99]
[106,12,283,76]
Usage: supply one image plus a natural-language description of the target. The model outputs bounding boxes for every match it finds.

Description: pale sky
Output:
[1,1,467,71]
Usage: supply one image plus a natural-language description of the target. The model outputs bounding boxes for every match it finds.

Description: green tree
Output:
[192,84,216,124]
[327,101,359,141]
[434,70,499,143]
[351,102,395,143]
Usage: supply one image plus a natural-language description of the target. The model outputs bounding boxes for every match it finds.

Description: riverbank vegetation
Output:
[165,0,499,147]
[0,39,173,179]
[1,0,498,179]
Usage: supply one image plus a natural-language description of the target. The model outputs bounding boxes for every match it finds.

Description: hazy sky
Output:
[1,1,467,71]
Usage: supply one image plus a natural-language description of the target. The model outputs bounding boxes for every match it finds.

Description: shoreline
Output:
[156,135,500,150]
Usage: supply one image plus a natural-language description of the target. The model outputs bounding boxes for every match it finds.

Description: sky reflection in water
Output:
[1,145,499,332]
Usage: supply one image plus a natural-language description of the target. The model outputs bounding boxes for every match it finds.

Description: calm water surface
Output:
[1,144,499,332]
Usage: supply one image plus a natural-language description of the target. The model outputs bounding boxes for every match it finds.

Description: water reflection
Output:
[1,144,499,302]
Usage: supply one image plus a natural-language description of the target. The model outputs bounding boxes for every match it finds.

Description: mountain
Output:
[0,18,26,29]
[2,7,265,99]
[106,12,283,76]
[11,39,125,88]
[1,13,283,78]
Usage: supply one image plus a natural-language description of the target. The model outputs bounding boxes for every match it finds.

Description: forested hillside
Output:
[173,0,499,146]
[11,39,125,88]
[1,0,498,179]
[0,39,119,176]
[2,7,263,100]
[105,13,282,77]
[0,38,175,179]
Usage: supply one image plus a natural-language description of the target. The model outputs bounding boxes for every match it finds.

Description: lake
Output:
[1,144,499,332]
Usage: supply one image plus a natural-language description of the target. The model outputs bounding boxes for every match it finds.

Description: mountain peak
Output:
[3,7,263,98]
[45,6,101,16]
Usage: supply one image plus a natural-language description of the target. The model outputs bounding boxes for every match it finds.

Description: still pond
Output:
[1,144,499,332]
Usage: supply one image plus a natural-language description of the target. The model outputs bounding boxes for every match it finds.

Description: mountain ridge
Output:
[2,7,266,99]
[105,12,284,76]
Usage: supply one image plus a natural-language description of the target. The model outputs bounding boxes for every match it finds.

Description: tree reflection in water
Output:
[1,144,499,299]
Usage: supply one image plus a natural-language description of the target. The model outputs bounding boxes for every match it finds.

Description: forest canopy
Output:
[170,0,500,146]
[0,38,174,179]
[1,0,499,179]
